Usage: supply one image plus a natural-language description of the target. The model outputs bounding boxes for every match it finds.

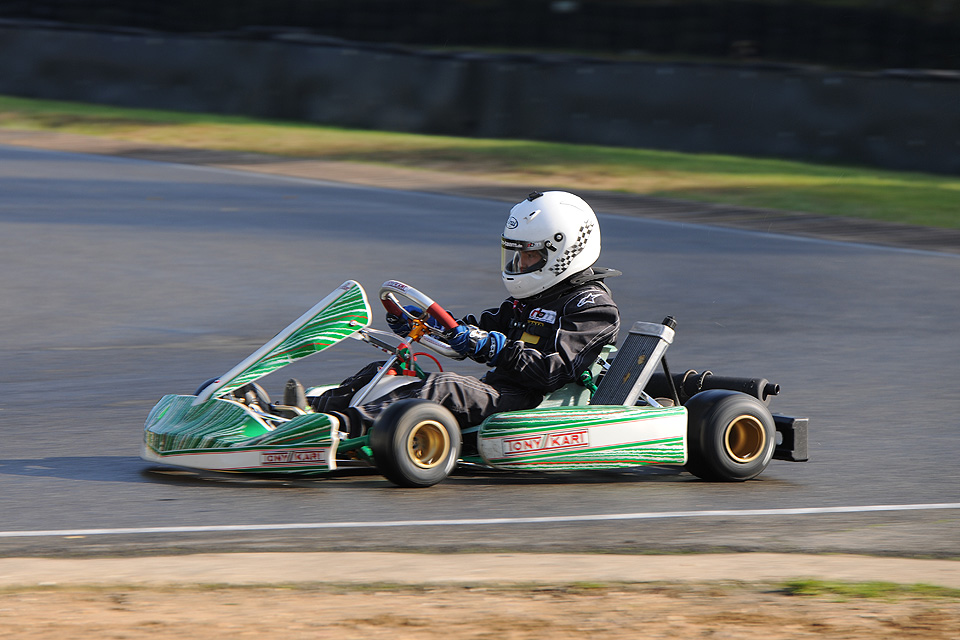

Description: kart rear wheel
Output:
[685,389,775,482]
[369,399,461,487]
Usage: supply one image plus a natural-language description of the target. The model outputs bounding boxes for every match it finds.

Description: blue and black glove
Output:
[386,305,441,336]
[446,323,507,365]
[385,305,420,336]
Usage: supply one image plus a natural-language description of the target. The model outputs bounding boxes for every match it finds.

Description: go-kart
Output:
[142,280,808,487]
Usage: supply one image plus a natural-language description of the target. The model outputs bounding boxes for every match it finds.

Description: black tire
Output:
[685,389,776,482]
[368,399,461,487]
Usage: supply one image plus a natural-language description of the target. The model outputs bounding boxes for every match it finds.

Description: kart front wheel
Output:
[369,399,461,487]
[685,389,776,482]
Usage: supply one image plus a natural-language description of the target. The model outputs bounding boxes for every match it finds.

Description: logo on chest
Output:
[528,308,557,324]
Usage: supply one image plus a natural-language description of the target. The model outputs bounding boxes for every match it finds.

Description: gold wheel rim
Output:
[407,420,450,469]
[724,414,766,463]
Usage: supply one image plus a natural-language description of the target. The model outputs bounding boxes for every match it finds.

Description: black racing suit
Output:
[313,269,620,436]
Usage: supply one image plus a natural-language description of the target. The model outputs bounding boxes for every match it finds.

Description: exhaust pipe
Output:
[647,370,780,405]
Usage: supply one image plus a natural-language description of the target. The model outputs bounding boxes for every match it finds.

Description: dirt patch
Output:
[2,583,958,640]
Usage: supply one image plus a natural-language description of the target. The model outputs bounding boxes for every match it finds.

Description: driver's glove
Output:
[446,324,507,366]
[386,305,442,336]
[385,305,422,336]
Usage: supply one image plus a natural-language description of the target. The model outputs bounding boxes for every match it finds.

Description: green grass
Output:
[2,94,958,228]
[782,579,960,600]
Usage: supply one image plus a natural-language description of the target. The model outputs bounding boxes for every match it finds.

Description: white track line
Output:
[2,503,958,539]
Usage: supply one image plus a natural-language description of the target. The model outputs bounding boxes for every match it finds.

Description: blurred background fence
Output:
[1,2,958,173]
[2,0,958,70]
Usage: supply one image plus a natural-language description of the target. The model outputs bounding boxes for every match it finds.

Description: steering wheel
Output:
[378,280,461,358]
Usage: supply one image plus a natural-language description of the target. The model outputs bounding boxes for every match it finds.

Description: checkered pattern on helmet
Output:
[549,221,594,274]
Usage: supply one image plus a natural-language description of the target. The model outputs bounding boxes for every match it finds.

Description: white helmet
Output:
[501,191,601,299]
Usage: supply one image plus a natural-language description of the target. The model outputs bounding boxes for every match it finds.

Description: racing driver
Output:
[307,190,620,442]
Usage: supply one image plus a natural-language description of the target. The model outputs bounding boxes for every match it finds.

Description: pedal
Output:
[283,378,307,411]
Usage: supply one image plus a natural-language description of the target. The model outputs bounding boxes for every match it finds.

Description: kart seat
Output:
[538,343,617,408]
[589,318,676,407]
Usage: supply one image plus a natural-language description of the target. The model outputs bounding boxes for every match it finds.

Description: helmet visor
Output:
[502,237,548,275]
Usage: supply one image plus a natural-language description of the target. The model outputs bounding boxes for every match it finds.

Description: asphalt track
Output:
[1,142,958,560]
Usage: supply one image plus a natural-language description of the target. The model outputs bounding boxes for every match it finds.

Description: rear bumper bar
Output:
[772,415,809,462]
